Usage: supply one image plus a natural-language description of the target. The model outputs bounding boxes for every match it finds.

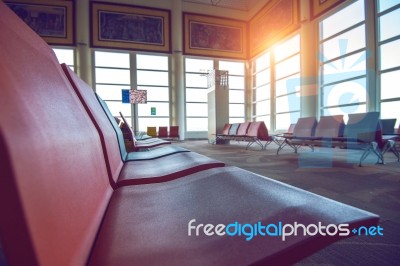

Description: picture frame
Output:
[130,90,147,104]
[249,0,299,58]
[5,0,74,46]
[90,1,171,53]
[311,0,346,20]
[183,13,247,60]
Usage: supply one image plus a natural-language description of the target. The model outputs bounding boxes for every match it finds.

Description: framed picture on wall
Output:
[5,0,74,45]
[311,0,346,19]
[90,1,171,53]
[249,0,299,58]
[183,13,247,60]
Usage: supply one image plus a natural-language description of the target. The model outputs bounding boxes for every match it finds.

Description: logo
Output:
[188,219,383,241]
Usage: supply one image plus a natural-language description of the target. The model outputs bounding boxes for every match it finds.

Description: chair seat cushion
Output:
[89,166,379,266]
[125,145,190,161]
[118,152,225,186]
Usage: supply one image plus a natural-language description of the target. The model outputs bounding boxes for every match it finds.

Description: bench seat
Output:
[89,166,379,266]
[0,4,380,265]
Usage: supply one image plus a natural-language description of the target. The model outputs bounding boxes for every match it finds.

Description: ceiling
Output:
[182,0,263,11]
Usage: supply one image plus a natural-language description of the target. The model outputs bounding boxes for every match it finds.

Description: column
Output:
[170,0,185,140]
[75,0,92,85]
[299,0,318,117]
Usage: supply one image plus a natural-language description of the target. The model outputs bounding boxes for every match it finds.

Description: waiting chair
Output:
[158,126,169,139]
[169,126,180,140]
[147,126,157,138]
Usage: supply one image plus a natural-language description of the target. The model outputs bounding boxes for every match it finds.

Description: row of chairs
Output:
[0,6,381,265]
[112,112,171,151]
[147,126,180,140]
[214,121,278,150]
[276,113,399,166]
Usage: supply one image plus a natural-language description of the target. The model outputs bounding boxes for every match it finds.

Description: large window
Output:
[94,52,170,132]
[319,0,366,120]
[252,52,271,127]
[136,54,170,131]
[378,0,400,128]
[94,51,131,123]
[251,33,300,131]
[219,60,245,123]
[274,34,301,130]
[185,58,213,132]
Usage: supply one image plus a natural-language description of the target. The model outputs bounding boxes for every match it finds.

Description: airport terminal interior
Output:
[0,0,399,265]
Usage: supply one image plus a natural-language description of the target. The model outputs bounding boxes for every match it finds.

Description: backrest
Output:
[344,112,381,143]
[147,126,157,137]
[62,64,124,188]
[237,122,251,136]
[96,94,130,156]
[158,126,168,138]
[315,115,345,138]
[228,123,240,135]
[293,117,317,137]
[221,124,231,135]
[114,116,122,127]
[169,126,180,138]
[0,4,112,265]
[118,111,138,142]
[246,121,270,140]
[287,123,296,134]
[380,118,396,134]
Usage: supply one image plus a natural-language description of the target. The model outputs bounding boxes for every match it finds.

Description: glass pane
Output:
[381,101,400,128]
[187,118,208,131]
[95,68,130,84]
[381,70,400,100]
[255,99,270,116]
[228,76,244,89]
[138,102,169,116]
[274,34,300,62]
[186,88,208,102]
[104,101,131,117]
[380,39,400,70]
[322,78,366,107]
[378,0,400,12]
[186,73,208,88]
[322,104,366,122]
[186,103,208,116]
[230,117,245,123]
[229,90,244,103]
[321,0,364,39]
[255,52,270,71]
[138,118,170,132]
[137,86,169,102]
[254,84,270,101]
[96,85,129,101]
[219,61,245,75]
[276,112,300,131]
[379,9,400,41]
[275,54,300,80]
[95,51,129,68]
[255,69,270,87]
[322,51,366,84]
[185,58,213,72]
[137,70,168,86]
[53,48,74,65]
[229,104,244,117]
[321,25,365,62]
[137,54,168,70]
[276,93,300,113]
[276,74,300,97]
